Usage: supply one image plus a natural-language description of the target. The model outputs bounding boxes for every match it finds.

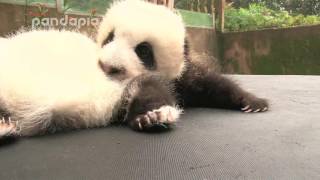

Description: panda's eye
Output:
[101,30,114,47]
[134,42,155,69]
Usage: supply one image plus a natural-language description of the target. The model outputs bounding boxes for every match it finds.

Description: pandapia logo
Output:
[31,15,100,29]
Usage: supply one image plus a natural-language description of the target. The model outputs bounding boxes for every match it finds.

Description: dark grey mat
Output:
[0,75,319,180]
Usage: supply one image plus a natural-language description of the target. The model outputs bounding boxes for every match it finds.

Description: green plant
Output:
[224,3,320,32]
[231,0,320,15]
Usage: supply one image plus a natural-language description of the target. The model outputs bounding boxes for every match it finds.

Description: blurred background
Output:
[0,0,319,75]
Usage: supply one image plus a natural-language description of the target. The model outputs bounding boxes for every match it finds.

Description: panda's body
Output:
[0,28,181,138]
[0,0,268,138]
[0,30,127,136]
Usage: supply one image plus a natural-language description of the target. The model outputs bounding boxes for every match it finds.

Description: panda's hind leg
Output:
[176,63,269,112]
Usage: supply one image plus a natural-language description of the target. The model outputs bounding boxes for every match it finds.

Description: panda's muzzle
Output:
[98,60,127,81]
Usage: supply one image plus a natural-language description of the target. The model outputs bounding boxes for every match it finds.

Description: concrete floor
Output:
[0,75,319,179]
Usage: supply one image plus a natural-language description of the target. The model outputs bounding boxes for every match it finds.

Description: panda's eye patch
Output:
[134,42,155,69]
[101,30,114,47]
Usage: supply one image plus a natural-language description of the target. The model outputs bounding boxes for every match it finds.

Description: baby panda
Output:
[96,0,269,130]
[0,0,269,138]
[0,30,181,138]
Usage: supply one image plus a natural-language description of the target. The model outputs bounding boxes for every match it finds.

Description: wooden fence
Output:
[147,0,215,13]
[179,0,214,14]
[147,0,225,31]
[147,0,174,9]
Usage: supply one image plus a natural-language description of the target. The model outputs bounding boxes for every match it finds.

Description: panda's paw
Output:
[130,106,182,132]
[0,117,18,137]
[241,96,269,113]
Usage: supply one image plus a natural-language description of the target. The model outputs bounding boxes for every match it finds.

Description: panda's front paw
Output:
[130,106,182,132]
[241,96,269,113]
[0,117,18,137]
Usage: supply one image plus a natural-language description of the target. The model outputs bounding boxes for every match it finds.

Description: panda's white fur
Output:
[0,30,125,136]
[97,0,186,80]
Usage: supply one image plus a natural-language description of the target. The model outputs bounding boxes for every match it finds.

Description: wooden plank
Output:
[217,0,225,32]
[56,0,63,13]
[167,0,174,9]
[147,0,174,9]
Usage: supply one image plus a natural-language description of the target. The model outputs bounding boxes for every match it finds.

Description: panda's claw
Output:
[241,105,250,111]
[254,109,261,113]
[0,117,5,124]
[241,95,269,113]
[135,117,142,130]
[147,112,157,123]
[143,115,149,124]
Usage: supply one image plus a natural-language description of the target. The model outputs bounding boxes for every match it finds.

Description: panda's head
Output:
[97,0,186,81]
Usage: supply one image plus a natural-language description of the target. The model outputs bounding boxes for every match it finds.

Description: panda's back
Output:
[0,30,124,129]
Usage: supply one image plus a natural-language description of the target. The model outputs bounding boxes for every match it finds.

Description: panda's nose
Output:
[98,60,125,76]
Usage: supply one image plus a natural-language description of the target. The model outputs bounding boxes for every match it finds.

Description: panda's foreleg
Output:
[0,103,55,137]
[176,65,268,112]
[123,75,182,132]
[0,102,17,138]
[0,117,18,137]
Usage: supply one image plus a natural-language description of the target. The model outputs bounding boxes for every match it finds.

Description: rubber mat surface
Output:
[0,75,319,179]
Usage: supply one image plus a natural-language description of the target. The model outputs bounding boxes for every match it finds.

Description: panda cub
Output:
[0,30,180,138]
[0,0,268,138]
[96,0,268,131]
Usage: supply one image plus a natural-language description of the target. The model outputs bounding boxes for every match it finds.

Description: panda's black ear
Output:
[184,38,190,61]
